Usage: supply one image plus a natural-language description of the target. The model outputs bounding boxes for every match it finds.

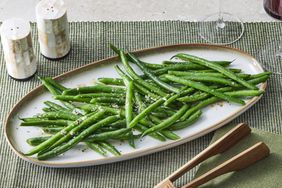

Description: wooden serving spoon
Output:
[182,142,269,188]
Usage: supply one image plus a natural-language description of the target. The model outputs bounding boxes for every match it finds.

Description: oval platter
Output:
[4,44,267,167]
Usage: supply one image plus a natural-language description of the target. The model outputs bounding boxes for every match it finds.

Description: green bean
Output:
[39,77,59,95]
[90,97,125,105]
[27,129,130,148]
[128,52,180,93]
[54,95,92,103]
[151,112,169,118]
[248,75,269,85]
[162,60,232,66]
[164,87,194,106]
[249,71,272,79]
[110,119,126,128]
[38,128,130,145]
[42,127,63,134]
[98,78,124,86]
[187,69,242,73]
[178,75,268,103]
[178,92,212,103]
[98,142,121,156]
[169,71,224,77]
[61,102,80,113]
[144,62,165,69]
[97,127,119,132]
[142,105,189,136]
[37,115,120,159]
[165,75,245,105]
[41,125,64,128]
[155,107,177,116]
[180,97,219,121]
[111,45,150,80]
[134,92,146,112]
[27,136,51,146]
[76,93,124,98]
[20,119,71,127]
[236,73,251,79]
[115,65,160,100]
[135,124,166,141]
[224,90,264,97]
[124,81,134,127]
[28,128,130,147]
[134,93,169,141]
[178,87,233,103]
[139,116,179,140]
[153,65,206,75]
[226,69,242,73]
[163,60,189,64]
[85,142,107,156]
[86,128,131,142]
[149,115,162,124]
[180,75,240,87]
[154,75,170,83]
[40,77,81,112]
[174,54,257,90]
[129,98,165,128]
[170,110,202,130]
[79,104,122,115]
[159,130,180,140]
[25,112,97,156]
[124,80,135,148]
[147,117,180,140]
[38,111,80,121]
[20,117,48,122]
[44,101,68,111]
[42,107,56,112]
[118,50,167,97]
[168,71,250,79]
[63,84,125,95]
[45,77,68,91]
[180,75,269,121]
[134,80,160,100]
[39,111,110,154]
[116,133,141,140]
[156,67,242,76]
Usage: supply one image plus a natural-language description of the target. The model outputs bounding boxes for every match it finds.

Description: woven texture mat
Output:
[0,21,281,188]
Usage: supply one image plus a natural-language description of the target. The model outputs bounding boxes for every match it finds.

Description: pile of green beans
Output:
[21,45,271,160]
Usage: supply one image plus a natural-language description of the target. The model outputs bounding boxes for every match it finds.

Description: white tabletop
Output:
[0,0,277,22]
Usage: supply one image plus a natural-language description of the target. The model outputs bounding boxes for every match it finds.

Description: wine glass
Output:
[198,0,245,45]
[258,0,282,74]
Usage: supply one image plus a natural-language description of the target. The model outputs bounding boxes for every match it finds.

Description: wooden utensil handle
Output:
[182,142,270,188]
[168,123,251,182]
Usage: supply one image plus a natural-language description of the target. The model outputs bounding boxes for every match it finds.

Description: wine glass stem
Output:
[276,41,282,58]
[219,0,222,16]
[216,0,225,29]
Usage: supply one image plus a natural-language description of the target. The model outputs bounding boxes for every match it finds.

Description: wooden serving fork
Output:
[155,123,270,188]
[182,142,269,188]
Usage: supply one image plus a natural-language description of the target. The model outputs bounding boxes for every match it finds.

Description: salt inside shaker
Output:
[36,0,71,60]
[0,18,37,80]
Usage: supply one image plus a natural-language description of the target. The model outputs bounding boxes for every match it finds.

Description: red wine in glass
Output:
[264,0,282,19]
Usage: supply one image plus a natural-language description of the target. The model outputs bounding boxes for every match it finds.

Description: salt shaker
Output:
[0,18,37,80]
[36,0,71,60]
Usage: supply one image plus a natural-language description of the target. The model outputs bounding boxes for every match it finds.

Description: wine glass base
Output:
[198,12,244,45]
[258,39,282,75]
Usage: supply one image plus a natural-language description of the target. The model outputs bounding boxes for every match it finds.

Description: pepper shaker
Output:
[36,0,71,60]
[0,18,37,80]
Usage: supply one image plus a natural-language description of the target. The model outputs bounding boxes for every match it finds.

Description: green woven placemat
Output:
[0,21,281,188]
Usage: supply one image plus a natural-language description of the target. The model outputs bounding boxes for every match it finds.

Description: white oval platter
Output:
[4,44,267,167]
